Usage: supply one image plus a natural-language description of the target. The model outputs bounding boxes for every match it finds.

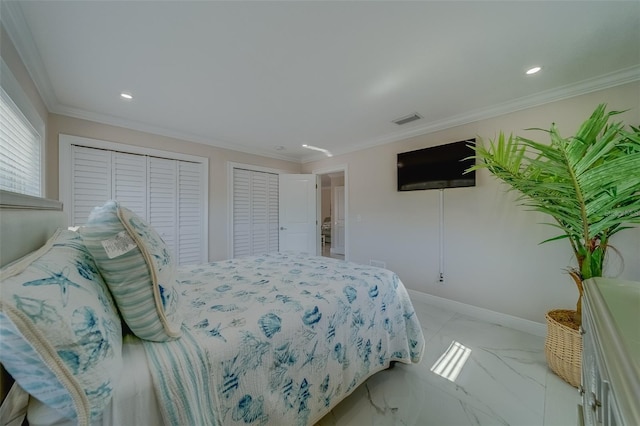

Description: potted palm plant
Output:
[469,104,640,387]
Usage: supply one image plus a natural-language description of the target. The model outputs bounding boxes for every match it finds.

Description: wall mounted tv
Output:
[397,139,476,191]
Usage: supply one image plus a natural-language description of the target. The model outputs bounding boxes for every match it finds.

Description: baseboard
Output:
[407,289,546,337]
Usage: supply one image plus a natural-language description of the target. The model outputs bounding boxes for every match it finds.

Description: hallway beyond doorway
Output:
[318,170,346,261]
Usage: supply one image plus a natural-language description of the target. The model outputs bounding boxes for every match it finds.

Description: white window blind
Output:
[232,168,279,257]
[0,87,41,197]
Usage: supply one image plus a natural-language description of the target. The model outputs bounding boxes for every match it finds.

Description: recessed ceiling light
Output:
[526,66,542,75]
[120,92,133,100]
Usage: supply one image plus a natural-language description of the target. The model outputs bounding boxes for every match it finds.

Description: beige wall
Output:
[303,82,640,323]
[47,114,302,261]
[321,187,331,220]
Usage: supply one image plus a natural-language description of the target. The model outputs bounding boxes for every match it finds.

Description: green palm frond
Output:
[468,104,640,293]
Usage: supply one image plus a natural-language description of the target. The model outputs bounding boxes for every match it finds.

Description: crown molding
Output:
[1,1,57,111]
[51,104,302,163]
[304,64,640,163]
[4,1,638,165]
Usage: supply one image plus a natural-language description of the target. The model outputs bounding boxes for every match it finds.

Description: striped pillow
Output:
[80,201,182,342]
[0,229,122,424]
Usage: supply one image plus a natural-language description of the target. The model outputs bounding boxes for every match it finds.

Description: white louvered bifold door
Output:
[232,168,279,257]
[148,157,178,258]
[177,161,205,264]
[70,146,111,226]
[67,143,206,264]
[112,152,147,219]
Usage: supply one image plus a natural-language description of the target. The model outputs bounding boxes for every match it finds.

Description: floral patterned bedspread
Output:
[142,253,425,426]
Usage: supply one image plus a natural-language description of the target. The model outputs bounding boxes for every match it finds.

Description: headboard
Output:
[0,190,67,407]
[0,190,66,268]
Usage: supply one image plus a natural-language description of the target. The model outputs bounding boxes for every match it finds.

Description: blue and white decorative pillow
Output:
[0,229,122,425]
[80,201,182,341]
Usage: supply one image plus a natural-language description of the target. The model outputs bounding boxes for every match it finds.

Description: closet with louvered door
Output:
[232,168,279,258]
[68,144,206,265]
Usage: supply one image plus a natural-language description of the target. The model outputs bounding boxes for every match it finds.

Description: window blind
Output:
[0,87,41,197]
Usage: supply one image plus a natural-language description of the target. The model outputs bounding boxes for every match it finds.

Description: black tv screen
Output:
[397,139,476,191]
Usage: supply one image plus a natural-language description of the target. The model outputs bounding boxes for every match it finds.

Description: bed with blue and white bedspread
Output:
[142,253,425,426]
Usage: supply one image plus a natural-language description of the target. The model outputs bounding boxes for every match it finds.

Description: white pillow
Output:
[0,229,122,425]
[80,201,182,341]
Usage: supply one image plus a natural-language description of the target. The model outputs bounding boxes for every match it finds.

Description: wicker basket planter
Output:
[544,309,582,388]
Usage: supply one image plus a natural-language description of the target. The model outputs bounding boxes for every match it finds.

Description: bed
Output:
[0,194,425,426]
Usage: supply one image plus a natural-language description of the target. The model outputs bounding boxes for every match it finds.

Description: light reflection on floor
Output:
[316,297,577,425]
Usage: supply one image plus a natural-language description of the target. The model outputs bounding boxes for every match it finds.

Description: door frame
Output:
[313,164,349,261]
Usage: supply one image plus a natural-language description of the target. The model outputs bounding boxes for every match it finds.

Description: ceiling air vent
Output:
[392,113,423,126]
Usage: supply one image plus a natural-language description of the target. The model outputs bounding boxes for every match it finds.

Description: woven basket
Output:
[544,310,582,387]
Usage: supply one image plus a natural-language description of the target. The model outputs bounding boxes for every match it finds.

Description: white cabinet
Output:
[580,278,640,426]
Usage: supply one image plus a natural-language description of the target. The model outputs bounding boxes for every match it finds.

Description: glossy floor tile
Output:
[316,297,578,426]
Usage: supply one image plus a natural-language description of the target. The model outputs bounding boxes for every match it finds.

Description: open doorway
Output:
[318,171,345,260]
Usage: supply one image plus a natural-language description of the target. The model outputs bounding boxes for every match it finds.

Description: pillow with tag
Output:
[0,229,122,424]
[80,201,182,342]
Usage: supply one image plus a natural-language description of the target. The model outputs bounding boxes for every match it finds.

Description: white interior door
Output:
[332,185,345,255]
[279,174,318,255]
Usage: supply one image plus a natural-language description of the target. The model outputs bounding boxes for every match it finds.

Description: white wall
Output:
[303,83,640,323]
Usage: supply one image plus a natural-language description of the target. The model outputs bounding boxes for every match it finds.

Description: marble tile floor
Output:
[316,297,578,426]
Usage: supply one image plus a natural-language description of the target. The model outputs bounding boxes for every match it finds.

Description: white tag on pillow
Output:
[101,231,137,259]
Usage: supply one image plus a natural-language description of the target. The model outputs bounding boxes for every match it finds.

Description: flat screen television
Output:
[397,139,476,191]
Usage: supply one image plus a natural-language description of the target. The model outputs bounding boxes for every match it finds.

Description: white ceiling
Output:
[3,1,639,162]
